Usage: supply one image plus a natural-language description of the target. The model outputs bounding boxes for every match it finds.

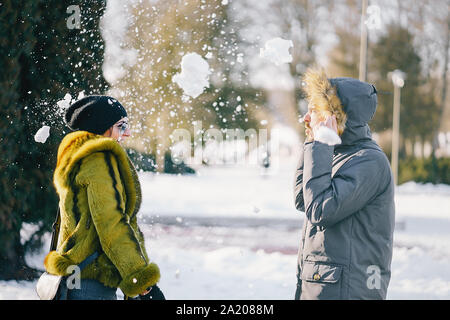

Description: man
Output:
[294,69,395,300]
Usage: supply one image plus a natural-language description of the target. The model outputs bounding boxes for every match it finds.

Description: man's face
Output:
[304,104,326,138]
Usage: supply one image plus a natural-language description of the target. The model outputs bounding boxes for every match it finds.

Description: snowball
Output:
[34,125,50,143]
[260,37,293,66]
[77,91,85,100]
[57,93,73,111]
[181,95,191,103]
[236,53,244,63]
[172,52,211,98]
[314,126,342,146]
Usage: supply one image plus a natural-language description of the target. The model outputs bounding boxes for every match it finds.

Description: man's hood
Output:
[302,69,379,148]
[329,77,379,148]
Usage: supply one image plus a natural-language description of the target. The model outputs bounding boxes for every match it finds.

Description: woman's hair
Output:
[64,95,127,135]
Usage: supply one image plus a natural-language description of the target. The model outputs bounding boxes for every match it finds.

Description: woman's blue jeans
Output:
[57,277,117,300]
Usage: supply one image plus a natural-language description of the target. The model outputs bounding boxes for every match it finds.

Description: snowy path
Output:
[1,160,450,299]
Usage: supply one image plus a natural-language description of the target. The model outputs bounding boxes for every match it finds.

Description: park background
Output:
[1,0,449,299]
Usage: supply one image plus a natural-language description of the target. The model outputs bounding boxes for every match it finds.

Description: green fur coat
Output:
[44,131,160,297]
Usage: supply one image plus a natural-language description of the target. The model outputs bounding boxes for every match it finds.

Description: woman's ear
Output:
[103,128,112,137]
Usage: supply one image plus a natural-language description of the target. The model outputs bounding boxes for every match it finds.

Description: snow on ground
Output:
[1,158,450,300]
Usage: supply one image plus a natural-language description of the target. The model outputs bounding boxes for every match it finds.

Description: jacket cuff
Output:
[44,250,75,276]
[303,141,334,182]
[119,263,161,297]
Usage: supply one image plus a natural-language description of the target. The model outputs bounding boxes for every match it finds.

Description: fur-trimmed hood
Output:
[295,71,394,300]
[302,69,379,147]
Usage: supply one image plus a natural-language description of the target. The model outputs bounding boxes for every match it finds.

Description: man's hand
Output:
[310,115,341,146]
[311,115,338,140]
[303,108,338,143]
[314,115,337,135]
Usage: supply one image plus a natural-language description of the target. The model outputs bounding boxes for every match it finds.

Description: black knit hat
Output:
[64,95,128,135]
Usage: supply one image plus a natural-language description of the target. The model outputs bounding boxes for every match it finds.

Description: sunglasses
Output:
[116,121,130,135]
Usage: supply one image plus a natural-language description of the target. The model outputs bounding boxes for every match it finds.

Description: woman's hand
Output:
[140,287,152,296]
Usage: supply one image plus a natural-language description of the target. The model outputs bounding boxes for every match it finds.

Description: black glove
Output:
[139,285,165,300]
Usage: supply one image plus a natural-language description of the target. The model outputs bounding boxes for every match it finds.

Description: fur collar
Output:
[302,68,347,136]
[54,131,141,218]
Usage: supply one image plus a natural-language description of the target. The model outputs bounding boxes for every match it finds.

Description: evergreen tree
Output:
[0,0,107,280]
[370,24,440,150]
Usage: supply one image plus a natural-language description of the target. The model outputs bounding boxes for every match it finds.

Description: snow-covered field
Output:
[1,158,450,300]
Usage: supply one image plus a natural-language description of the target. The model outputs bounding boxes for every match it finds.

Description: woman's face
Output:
[104,117,131,142]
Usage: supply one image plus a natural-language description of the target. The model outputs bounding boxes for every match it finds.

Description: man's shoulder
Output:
[354,146,388,162]
[341,147,391,173]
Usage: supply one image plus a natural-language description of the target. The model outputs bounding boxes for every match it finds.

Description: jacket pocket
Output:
[300,260,344,299]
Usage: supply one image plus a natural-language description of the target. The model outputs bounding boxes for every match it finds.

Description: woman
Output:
[44,95,160,300]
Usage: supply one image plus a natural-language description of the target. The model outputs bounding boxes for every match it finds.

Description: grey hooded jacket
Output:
[294,78,395,300]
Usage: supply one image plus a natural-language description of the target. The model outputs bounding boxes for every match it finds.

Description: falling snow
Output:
[260,37,293,66]
[34,126,50,144]
[172,52,211,98]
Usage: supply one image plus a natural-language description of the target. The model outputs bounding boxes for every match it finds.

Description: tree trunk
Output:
[0,227,40,280]
[155,113,170,173]
[429,8,450,185]
[432,8,450,156]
